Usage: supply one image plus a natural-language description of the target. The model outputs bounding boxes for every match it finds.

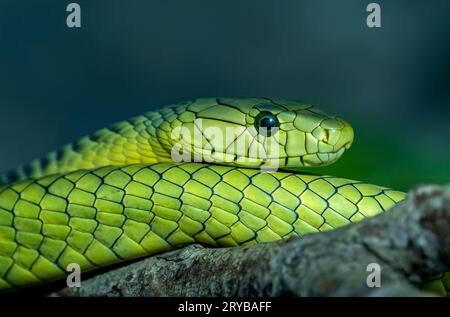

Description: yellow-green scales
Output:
[0,98,447,294]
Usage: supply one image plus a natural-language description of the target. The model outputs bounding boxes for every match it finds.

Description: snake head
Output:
[168,97,354,169]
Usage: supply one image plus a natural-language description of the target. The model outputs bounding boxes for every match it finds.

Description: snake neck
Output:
[0,98,358,185]
[0,108,183,186]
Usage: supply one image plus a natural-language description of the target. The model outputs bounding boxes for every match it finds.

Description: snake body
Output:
[0,98,447,294]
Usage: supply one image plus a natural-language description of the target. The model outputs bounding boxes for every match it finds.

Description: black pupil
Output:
[255,112,279,136]
[260,116,276,128]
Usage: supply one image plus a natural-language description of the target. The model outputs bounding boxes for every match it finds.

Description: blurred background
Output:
[0,0,449,191]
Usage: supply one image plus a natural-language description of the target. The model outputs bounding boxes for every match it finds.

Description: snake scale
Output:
[0,98,448,295]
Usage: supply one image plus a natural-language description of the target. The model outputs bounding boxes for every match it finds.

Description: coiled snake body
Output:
[0,98,447,294]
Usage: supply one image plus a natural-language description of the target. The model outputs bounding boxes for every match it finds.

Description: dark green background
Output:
[0,0,449,191]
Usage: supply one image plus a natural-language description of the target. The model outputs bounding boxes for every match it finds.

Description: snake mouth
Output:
[183,141,350,168]
[344,141,352,150]
[300,147,347,167]
[299,123,354,167]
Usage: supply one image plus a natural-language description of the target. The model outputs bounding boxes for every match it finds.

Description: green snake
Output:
[0,97,447,295]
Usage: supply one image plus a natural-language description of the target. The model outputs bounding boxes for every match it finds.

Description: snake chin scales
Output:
[0,97,447,296]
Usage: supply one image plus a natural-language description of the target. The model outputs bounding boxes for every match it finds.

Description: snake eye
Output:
[254,111,280,137]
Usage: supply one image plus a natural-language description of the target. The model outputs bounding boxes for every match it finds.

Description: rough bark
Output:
[48,184,450,297]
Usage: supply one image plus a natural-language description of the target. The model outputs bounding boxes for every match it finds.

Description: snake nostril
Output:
[323,129,330,143]
[312,127,332,144]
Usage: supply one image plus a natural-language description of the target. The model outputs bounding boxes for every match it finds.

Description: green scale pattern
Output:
[0,162,406,290]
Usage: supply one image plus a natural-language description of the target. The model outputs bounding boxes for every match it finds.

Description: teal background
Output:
[0,0,449,191]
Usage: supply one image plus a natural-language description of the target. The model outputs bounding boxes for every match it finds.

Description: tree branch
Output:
[49,184,450,297]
